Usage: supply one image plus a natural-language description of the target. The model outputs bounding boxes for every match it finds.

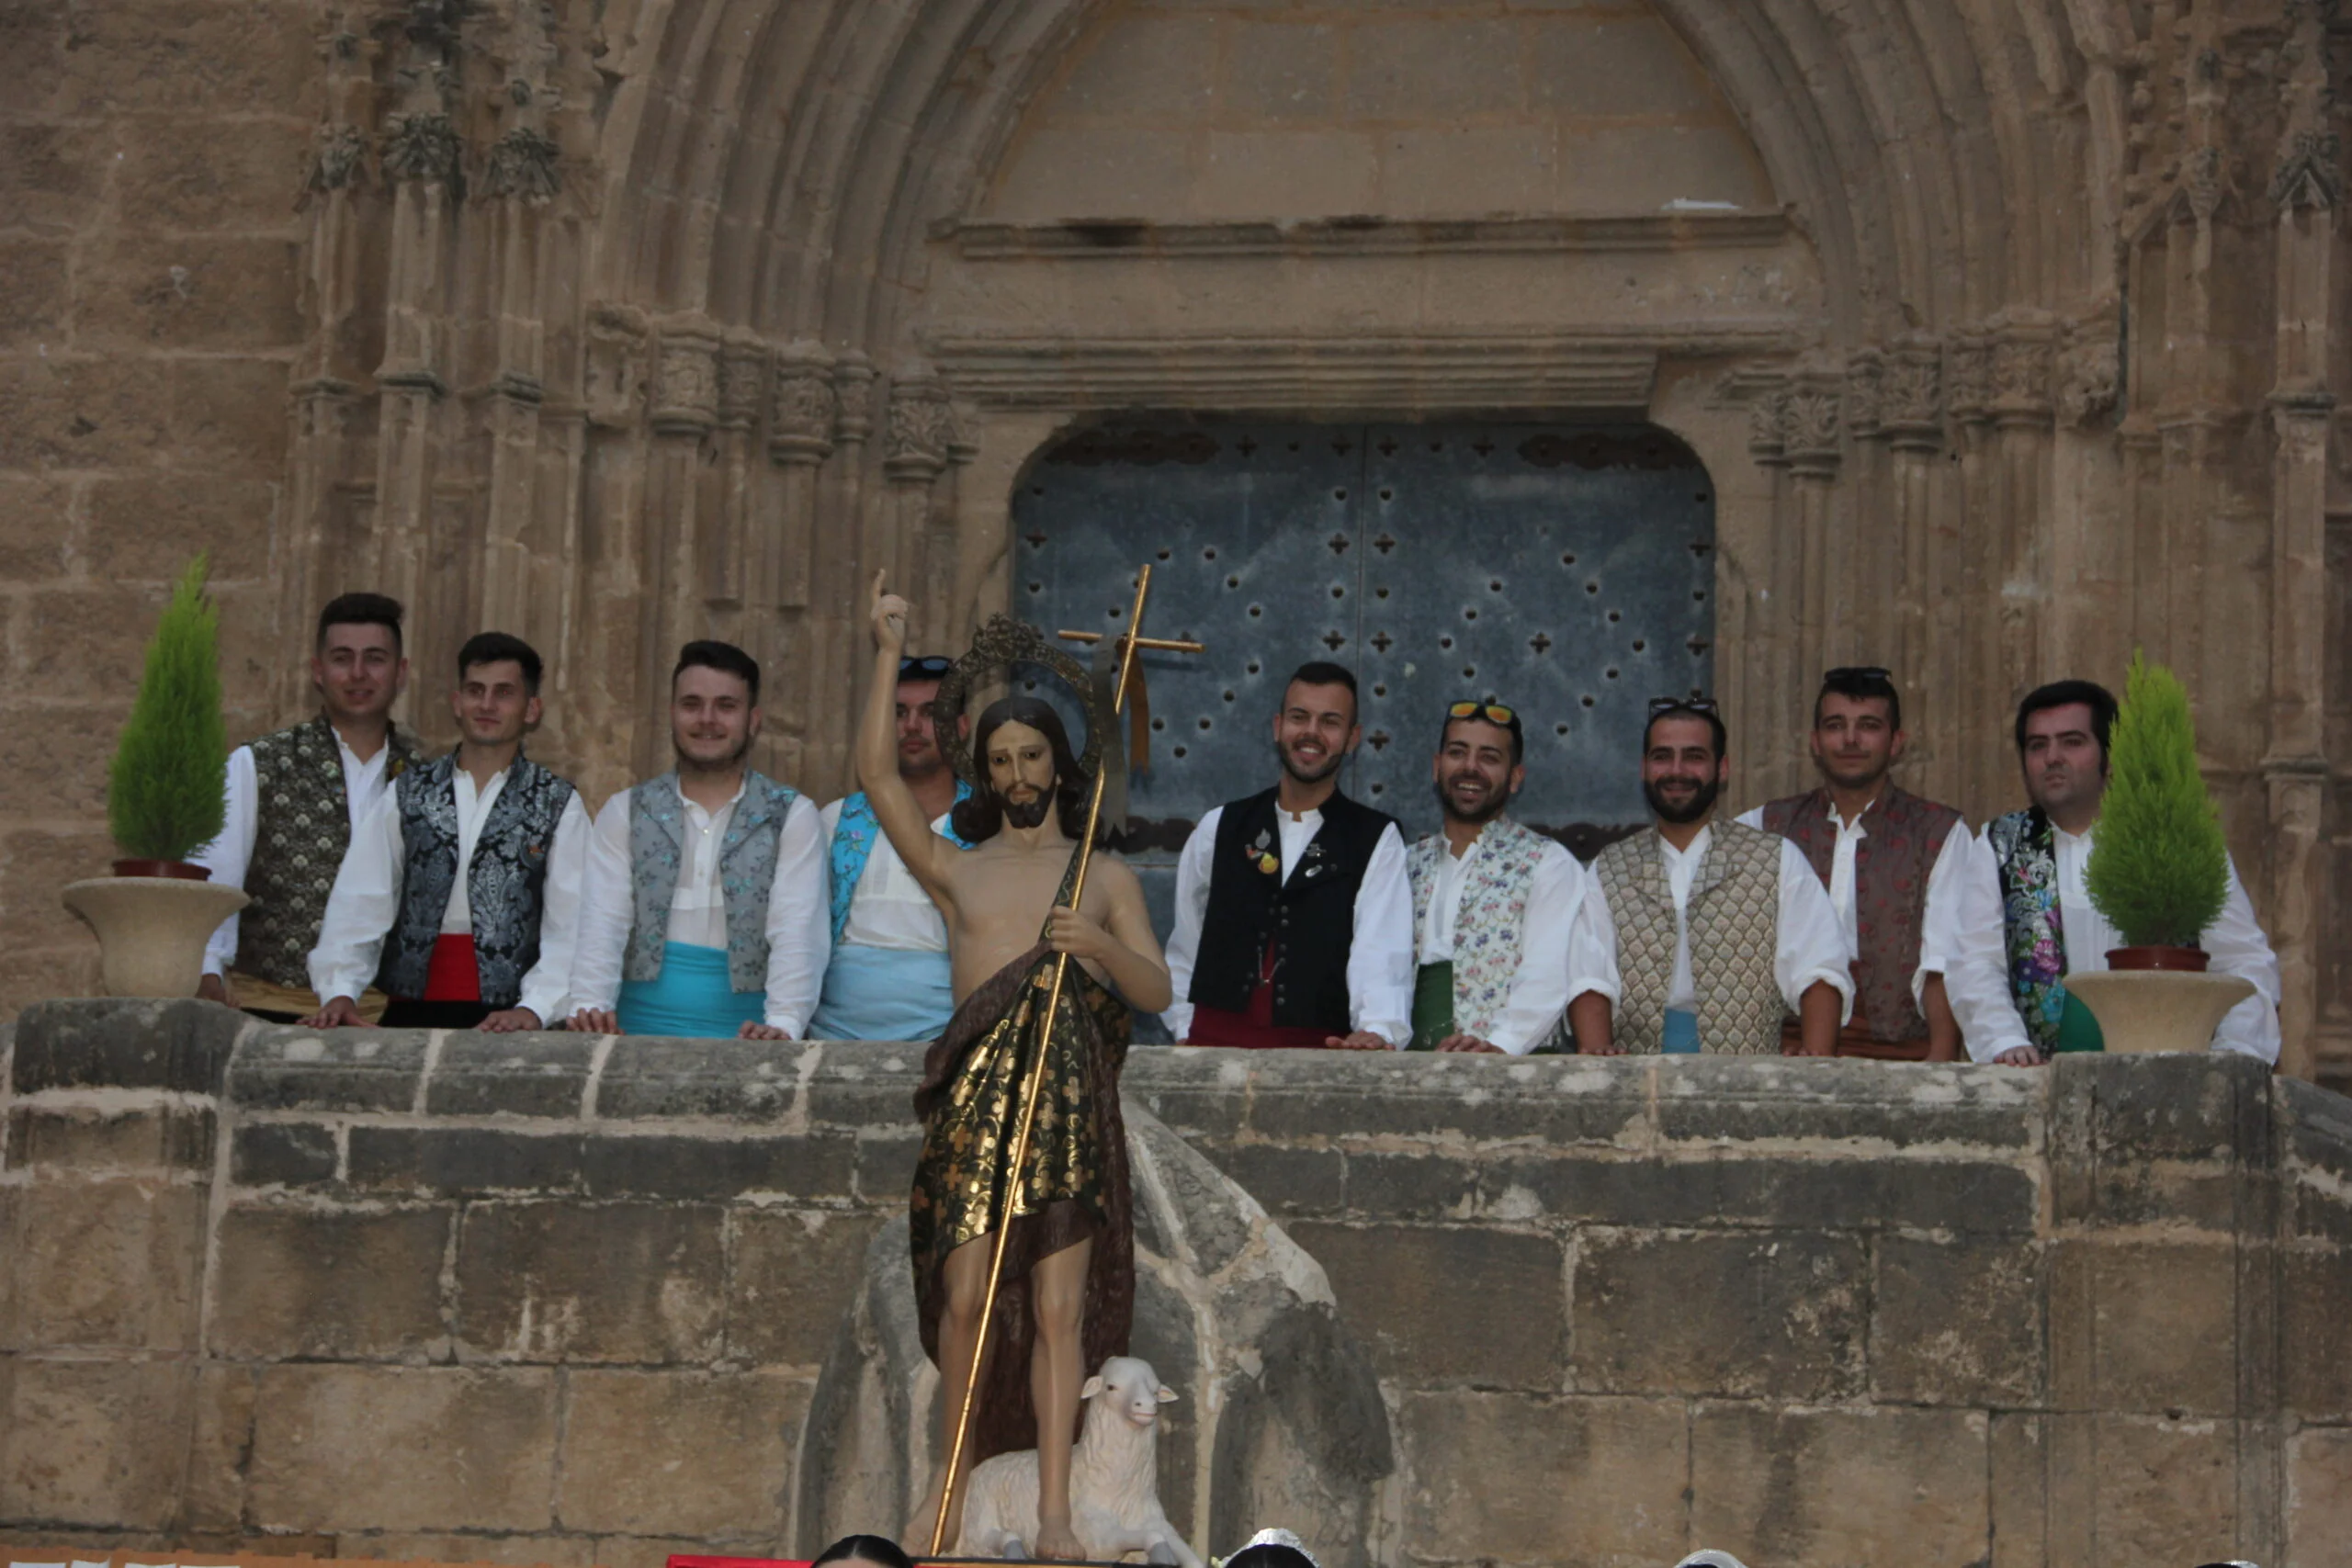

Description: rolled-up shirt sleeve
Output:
[1942,829,2036,1063]
[1909,819,1975,1000]
[1350,823,1416,1048]
[309,790,406,1006]
[762,794,831,1036]
[514,792,592,1027]
[1773,839,1854,1022]
[1565,864,1622,1008]
[568,793,634,1018]
[1159,809,1219,1043]
[194,744,259,976]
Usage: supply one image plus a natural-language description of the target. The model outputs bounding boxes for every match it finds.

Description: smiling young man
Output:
[1162,660,1413,1051]
[1946,679,2281,1065]
[304,632,588,1032]
[1568,698,1851,1055]
[1735,666,1972,1061]
[195,592,420,1022]
[562,641,828,1040]
[1406,699,1617,1054]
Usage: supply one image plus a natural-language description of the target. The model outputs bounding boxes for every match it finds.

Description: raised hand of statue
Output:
[870,570,910,651]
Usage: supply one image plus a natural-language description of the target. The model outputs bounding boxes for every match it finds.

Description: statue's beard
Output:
[998,790,1050,829]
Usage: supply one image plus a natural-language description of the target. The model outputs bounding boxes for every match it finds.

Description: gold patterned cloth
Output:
[1594,820,1788,1054]
[910,916,1133,1465]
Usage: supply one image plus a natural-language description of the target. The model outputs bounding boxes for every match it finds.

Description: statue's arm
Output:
[855,572,961,907]
[1063,857,1171,1013]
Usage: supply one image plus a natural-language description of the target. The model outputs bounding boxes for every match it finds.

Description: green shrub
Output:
[2085,652,2229,948]
[107,555,228,863]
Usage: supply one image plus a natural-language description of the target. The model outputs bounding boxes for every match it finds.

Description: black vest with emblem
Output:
[235,716,417,989]
[1188,785,1395,1031]
[377,751,577,1007]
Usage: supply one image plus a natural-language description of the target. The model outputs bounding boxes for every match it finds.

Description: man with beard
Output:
[1566,698,1850,1055]
[196,592,421,1022]
[857,577,1170,1561]
[1407,700,1617,1053]
[305,631,587,1032]
[1945,680,2280,1065]
[1734,666,1972,1060]
[808,653,975,1041]
[1162,661,1413,1050]
[563,641,828,1039]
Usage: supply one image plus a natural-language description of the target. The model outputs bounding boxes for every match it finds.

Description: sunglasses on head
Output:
[899,654,954,680]
[1447,700,1518,726]
[1823,665,1893,684]
[1647,695,1720,717]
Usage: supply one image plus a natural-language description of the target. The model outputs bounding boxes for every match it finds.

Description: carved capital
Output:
[1946,332,1992,424]
[717,332,768,432]
[1783,365,1844,477]
[307,122,368,196]
[1883,333,1944,450]
[381,111,460,185]
[767,342,837,466]
[650,316,722,437]
[584,303,649,431]
[2056,311,2121,430]
[1745,377,1790,467]
[884,371,956,483]
[1845,349,1884,440]
[482,125,560,203]
[1988,312,2056,427]
[832,351,876,447]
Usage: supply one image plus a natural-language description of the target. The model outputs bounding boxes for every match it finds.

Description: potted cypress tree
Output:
[2063,654,2255,1053]
[60,556,250,997]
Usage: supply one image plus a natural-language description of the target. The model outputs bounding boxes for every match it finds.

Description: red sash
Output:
[423,933,482,1001]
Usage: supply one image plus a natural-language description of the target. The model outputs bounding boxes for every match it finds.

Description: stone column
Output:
[1988,310,2057,700]
[883,370,956,650]
[1744,375,1799,791]
[1784,362,1845,784]
[476,107,563,649]
[808,352,875,793]
[643,316,721,775]
[1945,329,1999,807]
[2051,309,2125,682]
[1842,348,1891,674]
[760,342,836,784]
[1881,335,1946,784]
[709,331,771,629]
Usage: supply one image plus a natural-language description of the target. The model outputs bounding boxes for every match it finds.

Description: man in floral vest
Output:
[1406,699,1616,1053]
[1736,666,1972,1061]
[564,641,830,1039]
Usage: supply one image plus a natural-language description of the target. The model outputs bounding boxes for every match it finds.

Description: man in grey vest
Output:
[196,592,419,1022]
[564,640,829,1038]
[305,632,589,1032]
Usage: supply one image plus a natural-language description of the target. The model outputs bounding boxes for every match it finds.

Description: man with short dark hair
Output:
[305,631,588,1032]
[1408,698,1616,1054]
[1163,660,1413,1050]
[564,640,828,1039]
[808,653,975,1041]
[1566,698,1850,1055]
[195,592,420,1022]
[1736,666,1973,1061]
[1947,679,2281,1064]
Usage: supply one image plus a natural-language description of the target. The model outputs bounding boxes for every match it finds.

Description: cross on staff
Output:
[930,564,1203,1557]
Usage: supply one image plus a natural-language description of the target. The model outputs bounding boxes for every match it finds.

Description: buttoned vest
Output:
[377,752,576,1007]
[1760,784,1962,1043]
[1595,820,1786,1055]
[1406,816,1554,1042]
[1189,786,1394,1031]
[623,771,799,992]
[236,716,416,988]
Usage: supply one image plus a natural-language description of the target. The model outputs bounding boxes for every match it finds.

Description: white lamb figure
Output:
[956,1355,1204,1568]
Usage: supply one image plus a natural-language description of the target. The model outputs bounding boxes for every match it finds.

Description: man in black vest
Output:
[1163,661,1413,1049]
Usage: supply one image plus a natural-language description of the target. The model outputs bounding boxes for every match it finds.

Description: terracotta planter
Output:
[62,876,249,998]
[110,858,212,881]
[2106,944,2209,973]
[2063,970,2256,1055]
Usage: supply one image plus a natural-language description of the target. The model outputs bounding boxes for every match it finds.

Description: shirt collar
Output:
[1657,823,1713,864]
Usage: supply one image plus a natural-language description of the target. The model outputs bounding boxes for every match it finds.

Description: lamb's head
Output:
[1081,1355,1177,1431]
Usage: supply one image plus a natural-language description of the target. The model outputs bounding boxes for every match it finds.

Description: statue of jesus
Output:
[856,574,1172,1561]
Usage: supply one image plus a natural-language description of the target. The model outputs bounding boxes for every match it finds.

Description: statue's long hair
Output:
[951,695,1092,843]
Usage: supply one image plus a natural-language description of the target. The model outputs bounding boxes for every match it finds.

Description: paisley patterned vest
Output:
[1985,807,2068,1052]
[377,752,576,1008]
[1595,820,1787,1055]
[1760,784,1962,1043]
[235,716,416,988]
[622,771,800,992]
[1407,816,1554,1042]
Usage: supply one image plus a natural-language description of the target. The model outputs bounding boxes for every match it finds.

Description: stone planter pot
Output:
[2064,970,2256,1055]
[62,876,249,998]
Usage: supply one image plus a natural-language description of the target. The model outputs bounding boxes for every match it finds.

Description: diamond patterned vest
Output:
[234,716,417,989]
[1595,819,1787,1055]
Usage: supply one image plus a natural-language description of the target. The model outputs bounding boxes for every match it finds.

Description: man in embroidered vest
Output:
[808,653,975,1041]
[1735,665,1972,1061]
[304,632,589,1032]
[1163,660,1413,1050]
[858,576,1170,1559]
[1946,680,2281,1065]
[195,592,420,1022]
[1407,698,1617,1054]
[1566,698,1852,1055]
[562,640,828,1039]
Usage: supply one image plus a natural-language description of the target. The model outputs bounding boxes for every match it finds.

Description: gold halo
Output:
[929,613,1108,790]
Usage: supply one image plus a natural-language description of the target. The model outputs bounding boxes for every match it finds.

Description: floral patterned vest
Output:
[1985,807,2068,1052]
[1594,820,1787,1055]
[623,772,799,992]
[1407,816,1555,1042]
[377,752,576,1007]
[236,716,416,988]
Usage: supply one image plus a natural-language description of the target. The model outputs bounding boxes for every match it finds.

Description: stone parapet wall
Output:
[2,1001,2348,1568]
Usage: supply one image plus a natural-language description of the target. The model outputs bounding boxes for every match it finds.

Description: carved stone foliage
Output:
[1947,332,1992,424]
[718,334,768,432]
[1883,335,1942,449]
[884,375,956,482]
[583,303,648,430]
[2271,0,2340,210]
[308,123,368,195]
[1783,369,1843,475]
[483,125,560,201]
[1989,315,2055,426]
[1845,350,1883,439]
[650,318,721,436]
[769,343,837,466]
[381,111,460,184]
[833,352,876,446]
[2056,313,2121,430]
[1745,378,1789,464]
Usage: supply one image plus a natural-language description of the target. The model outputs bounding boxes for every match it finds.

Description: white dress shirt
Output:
[568,782,831,1035]
[1162,802,1415,1046]
[821,798,955,953]
[1416,828,1620,1055]
[308,761,591,1024]
[195,730,400,976]
[1573,824,1853,1023]
[1734,798,1977,1003]
[1946,821,2282,1064]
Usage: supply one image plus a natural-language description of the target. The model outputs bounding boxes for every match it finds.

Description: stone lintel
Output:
[940,210,1796,261]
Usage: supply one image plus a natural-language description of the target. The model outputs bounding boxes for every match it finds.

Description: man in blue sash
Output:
[564,641,829,1039]
[808,653,974,1042]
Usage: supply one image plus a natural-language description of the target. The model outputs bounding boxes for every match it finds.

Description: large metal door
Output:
[1010,421,1714,964]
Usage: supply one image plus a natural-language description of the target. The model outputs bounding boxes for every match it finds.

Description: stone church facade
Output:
[1,0,2346,1077]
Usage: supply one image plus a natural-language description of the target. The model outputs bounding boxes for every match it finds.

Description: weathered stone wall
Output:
[4,1000,2349,1568]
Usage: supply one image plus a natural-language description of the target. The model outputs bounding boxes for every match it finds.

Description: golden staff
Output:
[930,563,1204,1557]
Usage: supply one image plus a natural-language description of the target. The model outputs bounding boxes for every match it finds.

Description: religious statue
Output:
[854,571,1193,1561]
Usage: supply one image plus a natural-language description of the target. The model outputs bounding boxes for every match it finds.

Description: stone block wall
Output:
[4,1001,2349,1567]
